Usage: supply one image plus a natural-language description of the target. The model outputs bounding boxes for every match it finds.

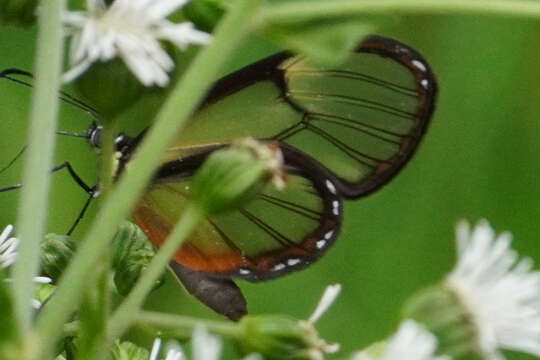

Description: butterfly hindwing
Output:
[133,145,342,281]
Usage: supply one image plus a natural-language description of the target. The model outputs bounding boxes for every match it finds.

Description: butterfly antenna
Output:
[0,146,27,176]
[56,130,91,139]
[0,68,100,119]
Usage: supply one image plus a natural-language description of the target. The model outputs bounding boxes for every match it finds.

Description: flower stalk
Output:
[136,311,241,339]
[11,0,65,336]
[260,0,540,25]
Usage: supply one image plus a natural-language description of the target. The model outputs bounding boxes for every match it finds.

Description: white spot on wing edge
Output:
[325,179,337,195]
[239,268,250,275]
[316,240,326,249]
[324,230,334,240]
[412,59,427,72]
[287,258,301,266]
[420,79,429,89]
[272,263,286,271]
[332,200,340,215]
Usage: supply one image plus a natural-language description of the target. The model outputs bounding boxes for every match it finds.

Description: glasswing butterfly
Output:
[0,35,437,320]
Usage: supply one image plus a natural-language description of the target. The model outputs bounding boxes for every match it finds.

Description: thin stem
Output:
[136,311,241,339]
[98,123,116,200]
[35,0,262,355]
[108,205,203,339]
[261,0,540,24]
[11,0,65,335]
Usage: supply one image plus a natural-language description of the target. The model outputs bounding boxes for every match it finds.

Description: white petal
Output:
[164,341,185,360]
[192,326,222,360]
[308,284,341,324]
[381,320,448,360]
[149,338,162,360]
[0,224,14,245]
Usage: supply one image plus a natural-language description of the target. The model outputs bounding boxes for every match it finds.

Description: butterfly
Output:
[0,35,437,320]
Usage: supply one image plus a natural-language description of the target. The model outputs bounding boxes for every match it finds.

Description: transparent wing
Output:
[133,145,342,281]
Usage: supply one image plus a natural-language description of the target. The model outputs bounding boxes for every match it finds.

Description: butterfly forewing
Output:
[131,35,436,280]
[168,35,436,198]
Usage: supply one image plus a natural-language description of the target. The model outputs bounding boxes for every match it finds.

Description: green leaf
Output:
[112,221,163,296]
[41,234,76,281]
[111,341,149,360]
[0,273,21,360]
[260,20,373,65]
[34,283,55,306]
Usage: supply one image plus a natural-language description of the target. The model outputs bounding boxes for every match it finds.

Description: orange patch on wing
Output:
[132,202,247,273]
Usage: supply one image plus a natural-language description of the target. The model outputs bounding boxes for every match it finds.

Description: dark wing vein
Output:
[304,124,382,167]
[257,194,321,222]
[309,112,409,138]
[239,208,303,249]
[288,90,416,119]
[307,113,402,145]
[287,69,418,97]
[206,218,245,255]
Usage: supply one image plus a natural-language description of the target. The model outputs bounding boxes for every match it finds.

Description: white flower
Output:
[0,224,52,308]
[445,219,540,360]
[149,338,185,360]
[192,326,222,360]
[63,0,212,87]
[149,327,221,360]
[353,320,448,360]
[0,224,18,268]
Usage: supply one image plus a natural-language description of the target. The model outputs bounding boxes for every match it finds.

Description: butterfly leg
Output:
[169,261,247,321]
[0,161,98,235]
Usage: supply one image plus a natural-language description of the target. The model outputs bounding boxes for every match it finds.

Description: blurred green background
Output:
[1,13,539,360]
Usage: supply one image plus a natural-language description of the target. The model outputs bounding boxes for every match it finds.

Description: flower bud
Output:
[112,341,149,360]
[112,221,163,296]
[0,0,38,26]
[401,285,477,359]
[191,138,285,216]
[41,234,76,280]
[236,315,337,360]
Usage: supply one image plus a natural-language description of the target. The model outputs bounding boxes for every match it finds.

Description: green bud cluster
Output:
[402,284,480,359]
[236,315,334,360]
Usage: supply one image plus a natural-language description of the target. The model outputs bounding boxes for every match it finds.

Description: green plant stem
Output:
[108,205,203,340]
[261,0,540,24]
[135,311,241,339]
[85,124,114,360]
[11,0,65,336]
[98,123,116,200]
[35,0,261,356]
